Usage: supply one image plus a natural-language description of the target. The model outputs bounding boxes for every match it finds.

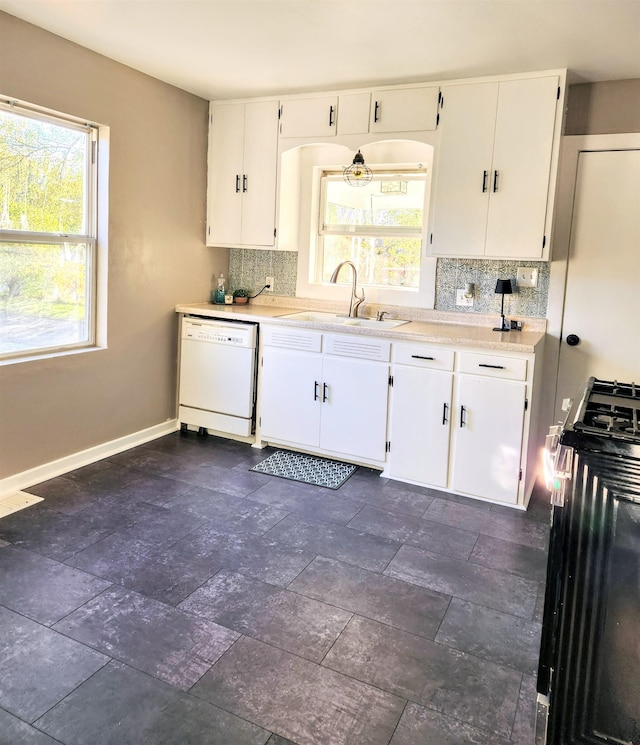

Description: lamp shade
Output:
[494,279,513,295]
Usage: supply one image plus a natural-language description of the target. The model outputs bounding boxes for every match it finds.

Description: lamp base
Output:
[493,315,510,332]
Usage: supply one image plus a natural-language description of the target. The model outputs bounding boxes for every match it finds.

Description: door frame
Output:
[540,132,640,430]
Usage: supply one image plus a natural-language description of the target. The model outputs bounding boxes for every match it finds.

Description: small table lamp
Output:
[493,279,513,332]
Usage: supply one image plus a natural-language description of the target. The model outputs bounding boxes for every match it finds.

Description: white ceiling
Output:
[1,0,639,100]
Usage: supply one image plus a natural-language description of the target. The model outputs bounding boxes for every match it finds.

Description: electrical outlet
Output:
[455,288,474,307]
[516,267,538,288]
[265,276,274,292]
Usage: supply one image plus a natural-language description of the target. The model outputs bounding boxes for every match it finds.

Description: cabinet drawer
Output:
[458,351,527,380]
[262,326,322,352]
[324,334,390,361]
[393,343,454,371]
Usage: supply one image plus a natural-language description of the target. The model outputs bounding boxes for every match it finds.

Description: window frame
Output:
[0,98,101,363]
[316,168,426,290]
[291,141,437,310]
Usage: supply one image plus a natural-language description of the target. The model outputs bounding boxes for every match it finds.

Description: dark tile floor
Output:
[0,433,550,745]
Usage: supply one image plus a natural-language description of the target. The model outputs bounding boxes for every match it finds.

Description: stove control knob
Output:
[566,334,581,346]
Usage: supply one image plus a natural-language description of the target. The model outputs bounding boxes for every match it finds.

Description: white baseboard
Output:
[0,419,179,498]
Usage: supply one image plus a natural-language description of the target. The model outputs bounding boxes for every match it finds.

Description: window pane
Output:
[0,109,88,234]
[321,235,422,288]
[323,176,424,233]
[0,242,90,356]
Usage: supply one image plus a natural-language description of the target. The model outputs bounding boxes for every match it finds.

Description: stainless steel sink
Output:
[281,311,408,329]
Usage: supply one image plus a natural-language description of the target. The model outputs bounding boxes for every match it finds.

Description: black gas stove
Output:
[569,377,640,445]
[537,377,640,745]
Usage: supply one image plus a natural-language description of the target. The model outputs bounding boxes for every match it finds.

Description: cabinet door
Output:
[429,82,499,257]
[279,96,338,138]
[337,93,371,135]
[388,366,453,488]
[450,376,525,504]
[206,103,245,246]
[485,76,559,258]
[319,356,389,462]
[260,347,322,447]
[241,100,279,247]
[369,86,440,133]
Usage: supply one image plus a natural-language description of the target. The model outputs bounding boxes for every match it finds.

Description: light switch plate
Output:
[516,267,538,288]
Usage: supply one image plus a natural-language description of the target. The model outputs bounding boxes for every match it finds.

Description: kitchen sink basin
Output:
[281,311,408,329]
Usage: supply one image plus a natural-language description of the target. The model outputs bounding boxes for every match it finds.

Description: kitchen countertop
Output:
[175,302,545,353]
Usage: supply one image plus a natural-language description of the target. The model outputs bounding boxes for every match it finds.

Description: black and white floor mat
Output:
[250,450,357,490]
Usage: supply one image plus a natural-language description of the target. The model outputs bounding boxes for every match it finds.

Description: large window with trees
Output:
[0,100,98,360]
[316,169,426,289]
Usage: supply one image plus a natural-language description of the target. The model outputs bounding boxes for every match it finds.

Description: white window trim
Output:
[292,140,437,309]
[0,96,108,363]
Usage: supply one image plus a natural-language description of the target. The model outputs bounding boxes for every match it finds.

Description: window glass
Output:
[0,103,97,360]
[319,171,425,289]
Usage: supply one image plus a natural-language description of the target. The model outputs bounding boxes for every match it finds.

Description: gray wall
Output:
[566,79,640,135]
[0,12,226,479]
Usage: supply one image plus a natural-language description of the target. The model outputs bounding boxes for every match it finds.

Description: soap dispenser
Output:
[213,273,226,304]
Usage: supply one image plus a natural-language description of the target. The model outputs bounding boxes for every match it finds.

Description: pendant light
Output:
[343,150,372,187]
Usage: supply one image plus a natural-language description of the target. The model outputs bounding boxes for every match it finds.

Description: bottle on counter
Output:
[213,273,226,304]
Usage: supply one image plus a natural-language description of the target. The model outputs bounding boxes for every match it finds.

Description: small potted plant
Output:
[233,288,250,305]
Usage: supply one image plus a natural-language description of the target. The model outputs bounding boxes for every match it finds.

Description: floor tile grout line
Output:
[30,656,112,732]
[384,698,409,745]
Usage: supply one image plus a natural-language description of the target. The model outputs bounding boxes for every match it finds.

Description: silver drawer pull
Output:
[412,354,435,361]
[479,363,505,369]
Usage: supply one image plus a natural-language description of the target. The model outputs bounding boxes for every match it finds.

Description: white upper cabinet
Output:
[206,99,279,248]
[279,96,338,138]
[430,75,560,259]
[369,86,440,133]
[336,93,372,135]
[278,85,439,140]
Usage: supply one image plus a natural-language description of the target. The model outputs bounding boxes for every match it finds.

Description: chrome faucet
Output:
[329,261,365,318]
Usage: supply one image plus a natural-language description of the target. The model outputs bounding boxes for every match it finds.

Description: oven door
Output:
[537,449,640,745]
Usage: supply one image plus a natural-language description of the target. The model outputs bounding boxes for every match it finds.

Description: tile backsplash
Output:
[434,258,550,318]
[228,249,298,297]
[229,249,550,318]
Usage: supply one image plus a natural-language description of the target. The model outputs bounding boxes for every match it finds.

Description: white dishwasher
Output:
[178,315,258,437]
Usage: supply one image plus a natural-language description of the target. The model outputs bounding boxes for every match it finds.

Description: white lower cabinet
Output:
[259,327,390,464]
[388,345,454,488]
[259,346,322,448]
[450,374,526,505]
[388,343,534,506]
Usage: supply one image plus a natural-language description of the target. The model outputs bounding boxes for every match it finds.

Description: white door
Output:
[279,96,337,138]
[451,376,526,504]
[430,82,498,257]
[319,356,389,462]
[485,75,559,258]
[556,148,640,409]
[369,86,440,133]
[241,100,279,247]
[207,103,244,245]
[388,366,453,487]
[259,347,322,447]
